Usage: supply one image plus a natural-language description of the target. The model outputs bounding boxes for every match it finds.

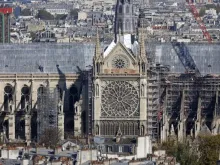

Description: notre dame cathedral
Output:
[1,0,219,143]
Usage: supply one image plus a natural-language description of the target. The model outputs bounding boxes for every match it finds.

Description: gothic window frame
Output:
[4,84,13,112]
[111,55,129,69]
[126,19,130,32]
[69,85,78,112]
[142,62,146,73]
[101,81,139,118]
[126,5,129,13]
[21,85,30,111]
[119,5,122,13]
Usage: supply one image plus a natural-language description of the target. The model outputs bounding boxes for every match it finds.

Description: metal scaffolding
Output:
[37,87,59,142]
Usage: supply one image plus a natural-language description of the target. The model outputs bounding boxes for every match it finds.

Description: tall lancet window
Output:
[21,85,30,111]
[96,84,99,96]
[4,84,13,112]
[69,85,78,112]
[142,63,146,73]
[126,5,129,13]
[119,6,122,13]
[96,63,100,73]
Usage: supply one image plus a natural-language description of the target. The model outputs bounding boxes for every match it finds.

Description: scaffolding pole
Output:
[37,87,59,142]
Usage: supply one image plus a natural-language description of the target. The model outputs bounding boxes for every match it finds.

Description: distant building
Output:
[0,6,12,43]
[34,30,57,42]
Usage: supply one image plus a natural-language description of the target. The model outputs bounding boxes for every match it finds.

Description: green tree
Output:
[161,139,199,165]
[39,127,62,149]
[198,135,220,165]
[36,10,54,20]
[21,8,31,16]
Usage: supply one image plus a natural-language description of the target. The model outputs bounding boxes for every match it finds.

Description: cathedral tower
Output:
[115,0,136,37]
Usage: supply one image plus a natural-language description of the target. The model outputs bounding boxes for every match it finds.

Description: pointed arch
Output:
[96,84,99,96]
[119,5,122,13]
[4,84,13,112]
[142,62,146,73]
[126,5,129,13]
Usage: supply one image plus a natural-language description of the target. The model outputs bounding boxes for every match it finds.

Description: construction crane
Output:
[186,1,212,43]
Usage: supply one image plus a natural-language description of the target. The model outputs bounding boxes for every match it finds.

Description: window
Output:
[119,146,123,152]
[119,6,122,13]
[108,146,112,152]
[126,6,129,13]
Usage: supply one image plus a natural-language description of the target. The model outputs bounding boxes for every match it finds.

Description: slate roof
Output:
[0,42,220,75]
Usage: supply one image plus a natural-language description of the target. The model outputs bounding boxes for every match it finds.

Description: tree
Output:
[36,10,54,20]
[161,139,199,165]
[21,8,31,16]
[198,135,220,165]
[39,127,62,149]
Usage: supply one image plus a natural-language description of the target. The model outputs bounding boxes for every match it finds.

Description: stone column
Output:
[8,114,15,140]
[25,115,31,141]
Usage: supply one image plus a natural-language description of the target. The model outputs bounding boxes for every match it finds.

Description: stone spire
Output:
[94,27,100,60]
[139,21,146,62]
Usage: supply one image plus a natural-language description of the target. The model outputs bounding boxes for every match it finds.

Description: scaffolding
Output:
[37,87,59,142]
[147,64,170,141]
[159,72,220,138]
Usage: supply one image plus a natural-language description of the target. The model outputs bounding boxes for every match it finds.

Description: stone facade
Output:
[0,73,84,141]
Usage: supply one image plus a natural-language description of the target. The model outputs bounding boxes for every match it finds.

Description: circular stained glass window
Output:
[101,81,139,117]
[112,55,129,69]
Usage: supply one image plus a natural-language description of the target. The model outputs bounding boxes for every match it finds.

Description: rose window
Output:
[101,81,139,117]
[112,55,129,69]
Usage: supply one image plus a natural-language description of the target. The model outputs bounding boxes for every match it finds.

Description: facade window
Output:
[21,85,30,110]
[119,146,123,152]
[69,85,78,112]
[119,6,122,13]
[4,84,13,112]
[96,84,99,96]
[126,6,129,13]
[142,63,146,73]
[96,63,100,73]
[108,146,112,152]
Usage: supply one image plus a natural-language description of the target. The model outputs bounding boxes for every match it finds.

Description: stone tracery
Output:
[101,81,139,117]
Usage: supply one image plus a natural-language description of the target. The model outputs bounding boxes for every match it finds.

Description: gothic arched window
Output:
[69,85,78,112]
[119,5,122,13]
[96,84,99,96]
[96,63,100,73]
[142,63,146,73]
[21,85,30,110]
[4,84,13,112]
[126,20,130,31]
[126,5,129,13]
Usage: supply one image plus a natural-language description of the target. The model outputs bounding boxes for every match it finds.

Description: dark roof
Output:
[0,43,94,74]
[0,42,220,75]
[103,137,137,145]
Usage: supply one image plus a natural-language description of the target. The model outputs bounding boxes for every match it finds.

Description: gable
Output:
[102,42,139,74]
[105,42,136,60]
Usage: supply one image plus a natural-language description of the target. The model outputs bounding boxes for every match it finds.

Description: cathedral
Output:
[0,0,220,143]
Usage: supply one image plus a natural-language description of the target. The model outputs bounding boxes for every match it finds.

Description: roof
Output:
[0,42,220,75]
[0,43,94,74]
[148,42,220,76]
